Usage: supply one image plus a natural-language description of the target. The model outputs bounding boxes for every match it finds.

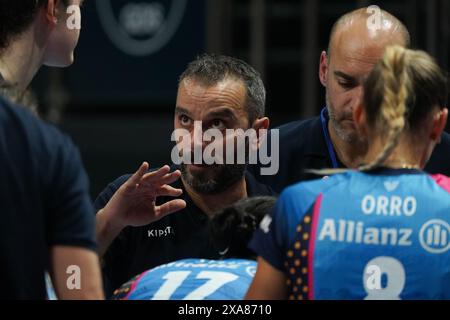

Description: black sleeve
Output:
[94,182,118,212]
[43,132,96,252]
[93,175,130,211]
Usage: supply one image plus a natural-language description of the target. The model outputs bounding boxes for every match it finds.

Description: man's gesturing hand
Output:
[101,162,187,229]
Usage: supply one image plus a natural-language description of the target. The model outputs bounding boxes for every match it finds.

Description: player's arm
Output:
[49,246,104,300]
[245,257,288,300]
[96,163,186,257]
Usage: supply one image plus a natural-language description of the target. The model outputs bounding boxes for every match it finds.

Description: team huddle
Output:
[0,1,449,300]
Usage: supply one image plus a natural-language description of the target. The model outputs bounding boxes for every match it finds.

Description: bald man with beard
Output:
[250,7,450,192]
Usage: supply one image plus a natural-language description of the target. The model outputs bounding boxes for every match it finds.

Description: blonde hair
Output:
[360,45,447,171]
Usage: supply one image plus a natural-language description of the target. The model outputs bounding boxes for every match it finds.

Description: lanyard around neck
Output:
[320,108,339,169]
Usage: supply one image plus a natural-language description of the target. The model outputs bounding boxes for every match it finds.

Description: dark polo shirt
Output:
[94,167,276,296]
[249,109,450,193]
[0,96,96,299]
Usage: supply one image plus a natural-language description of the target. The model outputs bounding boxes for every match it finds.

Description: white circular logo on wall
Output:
[96,0,188,56]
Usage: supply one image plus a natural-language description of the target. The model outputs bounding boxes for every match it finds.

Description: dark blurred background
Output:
[30,0,450,199]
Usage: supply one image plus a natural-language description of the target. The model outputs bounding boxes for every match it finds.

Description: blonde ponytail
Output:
[359,45,411,171]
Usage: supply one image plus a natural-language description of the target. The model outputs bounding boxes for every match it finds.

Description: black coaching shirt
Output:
[249,115,450,193]
[94,168,276,296]
[0,96,97,299]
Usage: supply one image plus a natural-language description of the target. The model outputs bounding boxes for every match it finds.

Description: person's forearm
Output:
[51,247,105,300]
[96,209,124,257]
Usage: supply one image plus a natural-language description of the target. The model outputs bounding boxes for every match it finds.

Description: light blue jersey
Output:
[250,169,450,300]
[112,259,256,300]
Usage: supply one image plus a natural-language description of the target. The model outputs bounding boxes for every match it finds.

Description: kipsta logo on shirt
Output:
[148,226,175,238]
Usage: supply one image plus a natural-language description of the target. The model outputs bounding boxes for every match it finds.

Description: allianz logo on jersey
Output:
[419,219,450,254]
[318,195,450,254]
[148,226,175,238]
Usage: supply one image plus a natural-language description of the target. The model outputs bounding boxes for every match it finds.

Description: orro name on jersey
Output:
[361,195,417,217]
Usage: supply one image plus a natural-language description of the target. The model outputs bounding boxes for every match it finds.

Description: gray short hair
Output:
[179,54,266,124]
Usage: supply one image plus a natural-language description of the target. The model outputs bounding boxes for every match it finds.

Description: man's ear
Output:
[319,51,328,87]
[45,0,59,25]
[252,117,270,149]
[430,108,448,143]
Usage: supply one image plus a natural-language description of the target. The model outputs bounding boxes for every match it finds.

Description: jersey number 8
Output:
[363,256,406,300]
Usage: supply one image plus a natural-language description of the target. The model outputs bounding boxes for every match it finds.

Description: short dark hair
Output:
[209,196,277,259]
[0,0,70,51]
[179,54,266,124]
